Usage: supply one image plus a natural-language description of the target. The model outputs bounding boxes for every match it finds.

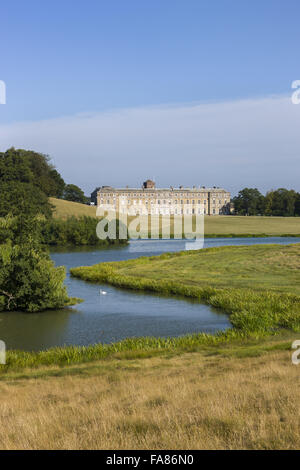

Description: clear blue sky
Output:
[0,0,300,194]
[1,0,299,122]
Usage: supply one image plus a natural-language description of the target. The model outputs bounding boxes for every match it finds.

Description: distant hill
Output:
[50,198,97,219]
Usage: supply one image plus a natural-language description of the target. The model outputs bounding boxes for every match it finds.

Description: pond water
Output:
[1,237,299,351]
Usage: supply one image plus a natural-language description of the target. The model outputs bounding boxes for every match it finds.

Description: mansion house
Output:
[96,180,231,216]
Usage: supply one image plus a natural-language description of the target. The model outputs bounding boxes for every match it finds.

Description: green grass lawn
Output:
[112,243,300,295]
[204,215,300,236]
[71,243,300,335]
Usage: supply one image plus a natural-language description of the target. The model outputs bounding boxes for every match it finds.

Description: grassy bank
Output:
[1,329,290,373]
[70,243,300,336]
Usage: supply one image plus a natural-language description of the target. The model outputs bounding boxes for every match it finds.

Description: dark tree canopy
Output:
[0,181,52,218]
[63,184,87,204]
[232,188,265,216]
[0,148,65,198]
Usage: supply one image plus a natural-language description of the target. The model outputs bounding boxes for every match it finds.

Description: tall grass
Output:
[1,328,290,374]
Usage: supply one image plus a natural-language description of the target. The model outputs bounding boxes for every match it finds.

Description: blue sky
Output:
[0,0,300,195]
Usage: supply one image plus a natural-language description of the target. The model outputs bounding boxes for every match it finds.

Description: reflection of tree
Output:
[0,309,73,351]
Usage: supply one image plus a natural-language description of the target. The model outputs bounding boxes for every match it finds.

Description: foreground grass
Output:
[2,242,300,449]
[0,343,299,450]
[71,243,300,335]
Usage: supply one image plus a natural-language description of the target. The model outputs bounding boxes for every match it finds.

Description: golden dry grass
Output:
[50,197,97,219]
[1,348,300,450]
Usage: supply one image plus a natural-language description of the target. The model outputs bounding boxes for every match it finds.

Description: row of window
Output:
[99,192,228,198]
[119,208,207,215]
[101,199,227,205]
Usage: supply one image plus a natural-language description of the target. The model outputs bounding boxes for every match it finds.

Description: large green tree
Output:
[265,189,297,216]
[0,181,52,218]
[232,188,265,215]
[0,148,65,198]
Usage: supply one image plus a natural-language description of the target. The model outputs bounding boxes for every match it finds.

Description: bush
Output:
[0,215,78,312]
[41,216,128,246]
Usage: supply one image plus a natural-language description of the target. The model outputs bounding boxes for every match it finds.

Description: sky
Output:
[0,0,300,196]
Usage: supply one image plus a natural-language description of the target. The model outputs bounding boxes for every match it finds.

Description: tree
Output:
[265,189,297,216]
[0,181,52,218]
[0,148,65,198]
[295,193,300,216]
[232,188,265,215]
[63,184,87,203]
[0,215,77,312]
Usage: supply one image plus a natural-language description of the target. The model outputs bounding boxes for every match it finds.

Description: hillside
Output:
[50,198,97,219]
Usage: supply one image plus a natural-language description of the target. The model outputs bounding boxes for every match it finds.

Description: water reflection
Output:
[1,237,299,351]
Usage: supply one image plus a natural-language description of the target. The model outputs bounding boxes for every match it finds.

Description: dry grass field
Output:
[0,345,299,450]
[50,197,97,219]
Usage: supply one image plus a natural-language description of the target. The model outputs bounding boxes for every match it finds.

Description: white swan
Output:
[100,289,107,295]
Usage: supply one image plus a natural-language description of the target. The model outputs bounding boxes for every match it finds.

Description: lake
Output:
[1,237,299,351]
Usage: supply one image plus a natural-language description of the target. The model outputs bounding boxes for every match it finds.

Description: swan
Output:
[100,289,107,295]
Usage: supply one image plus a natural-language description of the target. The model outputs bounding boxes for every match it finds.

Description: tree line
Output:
[232,188,300,216]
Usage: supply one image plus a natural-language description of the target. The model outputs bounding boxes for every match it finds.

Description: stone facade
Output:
[97,180,231,216]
